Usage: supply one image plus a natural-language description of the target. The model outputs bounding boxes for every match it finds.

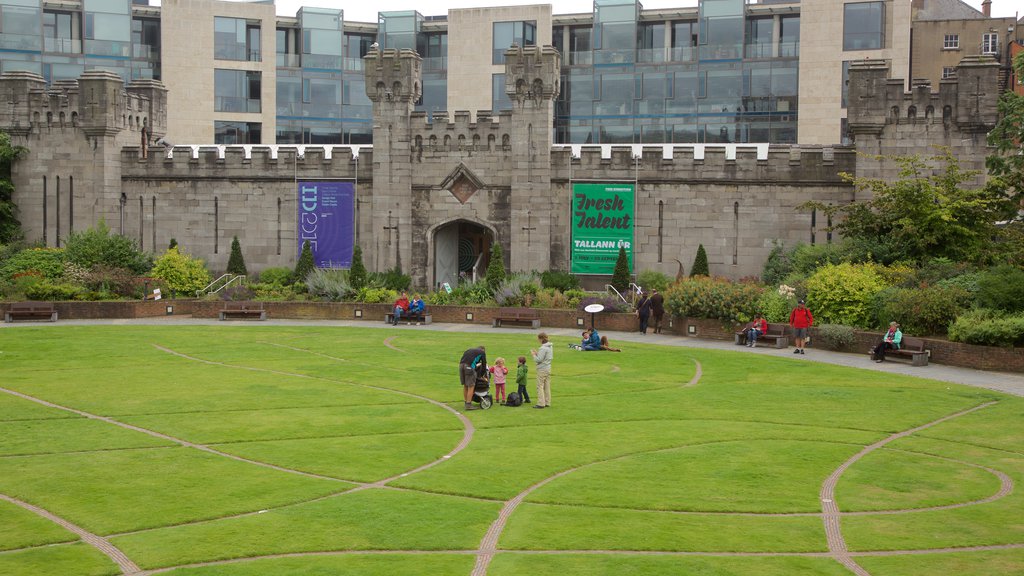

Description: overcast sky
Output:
[261,0,1019,23]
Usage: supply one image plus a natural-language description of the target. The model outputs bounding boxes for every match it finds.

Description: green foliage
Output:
[540,270,580,292]
[935,272,981,296]
[815,324,856,351]
[371,267,411,292]
[356,286,397,304]
[150,247,212,296]
[168,238,177,250]
[610,246,631,292]
[810,151,1016,265]
[305,268,353,302]
[294,240,315,282]
[873,284,971,336]
[805,263,887,328]
[789,243,844,275]
[975,265,1024,313]
[756,286,797,323]
[349,245,367,290]
[948,309,1024,347]
[664,276,764,322]
[636,270,671,292]
[0,247,66,280]
[450,278,495,305]
[690,244,709,277]
[0,130,27,243]
[249,282,297,301]
[986,52,1024,209]
[485,243,506,294]
[24,280,83,301]
[64,220,151,274]
[761,243,791,286]
[226,236,247,276]
[495,273,541,307]
[81,265,138,298]
[258,267,294,285]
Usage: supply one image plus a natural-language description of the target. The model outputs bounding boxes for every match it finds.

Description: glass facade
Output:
[492,20,535,64]
[214,69,261,113]
[843,2,884,51]
[554,0,799,144]
[214,16,260,62]
[215,120,261,144]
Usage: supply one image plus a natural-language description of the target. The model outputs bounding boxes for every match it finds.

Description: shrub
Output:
[610,246,631,292]
[168,238,178,250]
[805,263,888,328]
[219,285,255,301]
[948,309,1024,347]
[815,324,856,351]
[24,280,83,301]
[295,240,315,282]
[357,286,397,304]
[690,244,709,277]
[975,265,1024,313]
[495,273,541,307]
[664,276,764,322]
[912,257,974,286]
[0,247,66,280]
[305,268,352,301]
[150,247,212,296]
[82,265,137,297]
[249,282,295,301]
[637,270,671,292]
[873,284,971,336]
[757,286,797,323]
[226,236,247,276]
[533,288,569,309]
[936,272,982,296]
[374,267,411,292]
[64,220,150,274]
[485,243,506,294]
[761,243,791,287]
[540,270,580,292]
[349,246,367,290]
[789,243,843,276]
[448,279,494,305]
[258,267,293,285]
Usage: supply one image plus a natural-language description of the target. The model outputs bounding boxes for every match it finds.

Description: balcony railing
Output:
[215,96,262,114]
[43,37,81,54]
[277,53,301,67]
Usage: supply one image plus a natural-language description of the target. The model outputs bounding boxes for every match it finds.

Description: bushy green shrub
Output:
[24,280,83,301]
[258,267,293,285]
[815,324,856,351]
[373,267,411,292]
[64,220,150,274]
[948,309,1024,347]
[540,270,580,292]
[226,236,247,276]
[249,282,295,301]
[912,258,975,286]
[761,244,791,286]
[295,240,315,282]
[756,286,797,323]
[533,288,569,309]
[349,246,367,290]
[975,265,1024,313]
[664,276,764,322]
[637,270,671,292]
[357,286,397,304]
[936,273,982,296]
[495,273,541,307]
[577,295,628,313]
[305,268,352,301]
[690,244,709,277]
[0,247,66,280]
[150,247,212,296]
[485,243,506,294]
[805,263,887,328]
[82,265,137,297]
[611,246,631,292]
[789,243,843,276]
[563,288,587,309]
[873,284,971,336]
[449,279,494,305]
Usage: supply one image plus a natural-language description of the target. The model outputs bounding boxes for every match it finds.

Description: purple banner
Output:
[297,181,355,268]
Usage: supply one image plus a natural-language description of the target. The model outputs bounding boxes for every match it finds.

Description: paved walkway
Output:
[4,316,1023,397]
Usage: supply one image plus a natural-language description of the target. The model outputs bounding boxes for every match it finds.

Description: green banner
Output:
[570,182,634,275]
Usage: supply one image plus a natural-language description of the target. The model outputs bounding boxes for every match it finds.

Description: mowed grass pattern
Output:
[0,324,1021,575]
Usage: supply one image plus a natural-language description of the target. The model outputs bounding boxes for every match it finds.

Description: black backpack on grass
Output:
[505,392,523,407]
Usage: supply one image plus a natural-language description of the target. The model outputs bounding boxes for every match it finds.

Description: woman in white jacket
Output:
[531,332,553,409]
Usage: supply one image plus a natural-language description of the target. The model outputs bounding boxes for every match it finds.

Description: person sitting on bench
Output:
[746,313,768,347]
[409,294,426,317]
[392,291,410,325]
[872,321,902,363]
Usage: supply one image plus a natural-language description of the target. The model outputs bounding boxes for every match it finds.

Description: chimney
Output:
[981,0,991,17]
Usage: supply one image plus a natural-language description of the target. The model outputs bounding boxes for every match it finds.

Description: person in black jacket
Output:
[636,290,652,335]
[459,346,486,410]
[650,289,665,333]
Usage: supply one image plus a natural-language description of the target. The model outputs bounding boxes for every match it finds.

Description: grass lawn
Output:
[0,324,1020,576]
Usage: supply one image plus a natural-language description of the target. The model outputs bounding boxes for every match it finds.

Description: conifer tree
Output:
[349,245,367,290]
[226,236,247,276]
[611,246,631,293]
[691,244,709,277]
[294,240,315,282]
[485,242,506,293]
[168,238,178,250]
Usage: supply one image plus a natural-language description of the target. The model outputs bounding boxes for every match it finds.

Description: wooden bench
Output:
[492,307,541,329]
[4,301,58,323]
[384,311,432,325]
[219,301,266,321]
[735,322,789,348]
[877,335,929,366]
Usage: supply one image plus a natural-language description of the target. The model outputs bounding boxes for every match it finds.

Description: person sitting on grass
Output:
[599,335,621,352]
[582,328,602,351]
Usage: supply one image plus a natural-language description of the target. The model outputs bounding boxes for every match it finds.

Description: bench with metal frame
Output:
[735,322,789,348]
[4,301,58,323]
[219,301,266,321]
[492,307,541,329]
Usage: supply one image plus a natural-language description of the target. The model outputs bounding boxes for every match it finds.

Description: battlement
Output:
[847,56,999,135]
[363,48,423,104]
[119,144,369,179]
[0,70,167,139]
[408,109,516,151]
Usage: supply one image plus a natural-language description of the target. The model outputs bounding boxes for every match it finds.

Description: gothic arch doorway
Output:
[433,220,493,289]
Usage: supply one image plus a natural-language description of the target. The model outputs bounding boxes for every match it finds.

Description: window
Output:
[841,60,851,108]
[277,27,300,67]
[982,33,998,55]
[779,15,799,57]
[843,2,884,51]
[745,18,772,59]
[492,73,512,111]
[492,21,536,64]
[671,21,697,61]
[215,17,260,61]
[43,11,81,53]
[942,66,955,79]
[214,121,261,144]
[943,34,959,50]
[569,26,592,65]
[214,69,261,113]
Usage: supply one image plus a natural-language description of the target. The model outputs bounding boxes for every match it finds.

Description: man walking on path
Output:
[531,333,553,409]
[650,289,665,334]
[459,345,487,410]
[789,300,814,355]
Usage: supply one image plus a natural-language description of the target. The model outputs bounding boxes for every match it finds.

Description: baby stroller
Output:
[472,374,493,410]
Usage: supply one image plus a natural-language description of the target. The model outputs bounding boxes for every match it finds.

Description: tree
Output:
[294,240,315,282]
[485,242,506,293]
[64,219,151,274]
[691,244,709,276]
[0,130,27,244]
[610,246,631,293]
[349,245,367,290]
[150,246,211,296]
[226,236,247,276]
[807,150,1017,265]
[987,52,1024,209]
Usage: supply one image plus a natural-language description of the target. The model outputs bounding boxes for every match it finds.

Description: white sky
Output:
[260,0,1020,23]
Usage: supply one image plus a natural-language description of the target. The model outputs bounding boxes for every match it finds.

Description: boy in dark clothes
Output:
[515,356,531,403]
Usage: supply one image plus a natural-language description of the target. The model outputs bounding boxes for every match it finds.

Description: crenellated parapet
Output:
[363,48,423,104]
[847,56,999,136]
[408,109,516,154]
[119,144,371,179]
[0,70,167,140]
[503,44,561,104]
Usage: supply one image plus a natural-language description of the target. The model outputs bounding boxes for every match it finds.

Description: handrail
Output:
[196,274,247,297]
[605,284,628,305]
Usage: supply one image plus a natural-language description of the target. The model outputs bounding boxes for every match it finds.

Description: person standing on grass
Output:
[789,299,813,355]
[531,332,553,409]
[650,289,665,334]
[490,357,509,404]
[515,356,531,404]
[459,345,486,411]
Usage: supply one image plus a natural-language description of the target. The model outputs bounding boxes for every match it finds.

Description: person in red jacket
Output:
[391,291,410,325]
[788,299,813,355]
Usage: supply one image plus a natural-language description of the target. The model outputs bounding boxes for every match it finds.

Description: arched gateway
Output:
[431,219,494,290]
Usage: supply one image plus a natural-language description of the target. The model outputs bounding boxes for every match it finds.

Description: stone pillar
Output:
[126,79,169,142]
[0,71,47,136]
[504,44,561,274]
[954,55,1000,134]
[77,70,128,138]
